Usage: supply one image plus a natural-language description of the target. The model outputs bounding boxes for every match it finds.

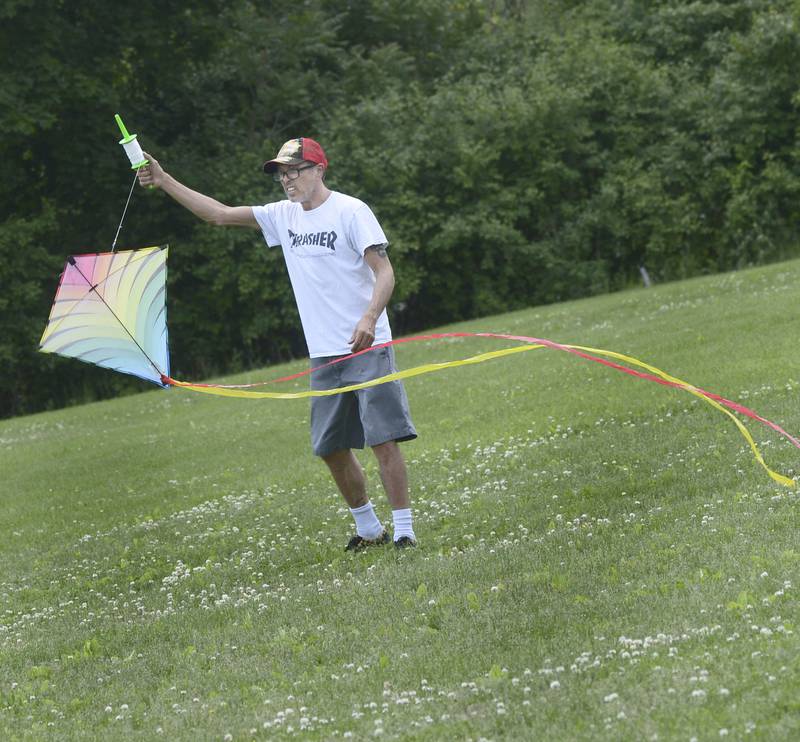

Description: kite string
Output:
[111,171,139,252]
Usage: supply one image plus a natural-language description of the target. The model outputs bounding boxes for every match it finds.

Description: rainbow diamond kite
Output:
[39,246,170,387]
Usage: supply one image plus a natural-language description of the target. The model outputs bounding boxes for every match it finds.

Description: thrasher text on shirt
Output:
[288,229,338,251]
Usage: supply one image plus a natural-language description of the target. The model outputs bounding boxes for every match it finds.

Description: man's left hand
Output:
[349,315,378,353]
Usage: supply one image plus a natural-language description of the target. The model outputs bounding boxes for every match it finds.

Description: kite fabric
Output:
[162,332,799,489]
[40,246,170,387]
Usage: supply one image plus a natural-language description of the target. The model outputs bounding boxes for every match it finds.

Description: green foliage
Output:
[3,0,800,416]
[0,206,60,415]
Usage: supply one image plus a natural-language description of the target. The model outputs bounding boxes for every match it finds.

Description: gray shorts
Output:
[309,346,417,457]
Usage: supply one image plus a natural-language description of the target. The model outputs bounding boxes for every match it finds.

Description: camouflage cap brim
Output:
[262,155,305,173]
[263,138,305,173]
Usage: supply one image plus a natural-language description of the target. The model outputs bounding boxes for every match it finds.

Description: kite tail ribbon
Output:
[162,332,798,488]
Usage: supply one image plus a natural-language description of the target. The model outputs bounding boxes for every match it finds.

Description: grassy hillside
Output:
[2,259,799,740]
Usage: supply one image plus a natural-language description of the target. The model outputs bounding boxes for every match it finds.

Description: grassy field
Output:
[2,259,799,741]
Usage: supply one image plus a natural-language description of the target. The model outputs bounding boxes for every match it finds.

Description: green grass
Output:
[2,259,799,741]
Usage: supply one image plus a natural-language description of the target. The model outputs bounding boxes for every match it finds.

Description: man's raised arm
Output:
[137,152,258,228]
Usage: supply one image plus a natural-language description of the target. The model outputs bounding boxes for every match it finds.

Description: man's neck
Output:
[302,184,332,211]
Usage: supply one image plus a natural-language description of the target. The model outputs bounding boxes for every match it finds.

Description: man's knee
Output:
[371,440,403,466]
[322,448,356,472]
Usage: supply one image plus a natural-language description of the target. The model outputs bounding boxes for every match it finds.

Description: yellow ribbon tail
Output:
[165,333,797,489]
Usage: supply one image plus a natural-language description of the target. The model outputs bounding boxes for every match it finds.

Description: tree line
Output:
[2,0,799,418]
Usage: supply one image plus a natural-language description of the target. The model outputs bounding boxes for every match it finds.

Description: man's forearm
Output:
[137,153,256,228]
[349,250,395,351]
[363,245,395,320]
[365,267,395,320]
[159,173,231,225]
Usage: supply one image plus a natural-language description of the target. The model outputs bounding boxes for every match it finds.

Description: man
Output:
[137,138,418,549]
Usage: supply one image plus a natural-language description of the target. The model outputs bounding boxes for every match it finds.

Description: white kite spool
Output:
[120,135,148,169]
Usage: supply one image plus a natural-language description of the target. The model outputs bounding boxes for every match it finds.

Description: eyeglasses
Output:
[271,164,317,183]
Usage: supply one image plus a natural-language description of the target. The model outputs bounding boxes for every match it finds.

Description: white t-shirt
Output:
[252,191,392,357]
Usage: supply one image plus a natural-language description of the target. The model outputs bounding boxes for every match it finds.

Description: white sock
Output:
[392,508,415,542]
[350,501,384,539]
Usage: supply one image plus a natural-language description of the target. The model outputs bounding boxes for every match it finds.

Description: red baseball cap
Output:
[263,137,328,173]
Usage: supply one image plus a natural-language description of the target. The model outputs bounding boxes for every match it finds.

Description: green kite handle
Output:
[115,113,134,143]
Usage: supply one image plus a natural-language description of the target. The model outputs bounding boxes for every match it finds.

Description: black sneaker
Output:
[394,536,417,549]
[345,529,390,552]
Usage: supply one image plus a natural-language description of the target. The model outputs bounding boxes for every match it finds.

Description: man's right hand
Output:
[136,152,164,189]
